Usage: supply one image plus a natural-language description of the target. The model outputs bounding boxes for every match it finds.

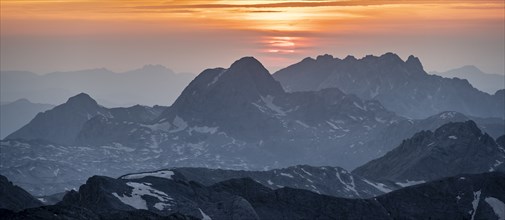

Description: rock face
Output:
[353,121,505,182]
[3,172,504,220]
[273,53,505,119]
[0,175,42,211]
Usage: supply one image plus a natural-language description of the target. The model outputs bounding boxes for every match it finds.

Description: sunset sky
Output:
[1,0,504,74]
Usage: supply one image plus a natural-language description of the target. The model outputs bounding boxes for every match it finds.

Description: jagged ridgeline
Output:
[273,53,504,119]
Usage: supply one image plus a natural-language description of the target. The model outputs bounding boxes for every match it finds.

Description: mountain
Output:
[6,93,109,145]
[0,65,195,107]
[61,173,259,219]
[353,121,505,182]
[431,65,505,94]
[0,175,43,211]
[3,171,504,220]
[0,99,54,139]
[6,93,166,145]
[273,53,505,119]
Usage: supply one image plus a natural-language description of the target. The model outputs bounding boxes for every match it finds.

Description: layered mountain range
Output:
[273,53,505,119]
[0,65,194,107]
[2,56,504,196]
[1,54,505,219]
[431,65,505,94]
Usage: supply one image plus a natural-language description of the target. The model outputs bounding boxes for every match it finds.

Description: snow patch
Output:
[484,197,505,220]
[295,120,310,128]
[439,111,457,119]
[448,135,458,140]
[254,95,286,116]
[353,102,366,111]
[470,190,481,220]
[101,143,135,152]
[375,117,387,123]
[300,168,313,176]
[199,208,212,220]
[280,172,294,178]
[490,160,504,172]
[363,180,392,193]
[326,121,339,130]
[154,203,171,211]
[261,95,286,116]
[53,168,60,176]
[335,170,359,196]
[141,122,171,131]
[170,116,188,133]
[190,126,218,134]
[396,180,425,187]
[112,182,173,210]
[208,70,225,87]
[122,170,174,180]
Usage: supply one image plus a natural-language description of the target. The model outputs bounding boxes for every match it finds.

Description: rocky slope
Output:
[0,175,43,211]
[354,121,505,182]
[2,172,504,220]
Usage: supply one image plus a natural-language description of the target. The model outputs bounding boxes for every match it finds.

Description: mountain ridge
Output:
[273,52,505,119]
[353,120,505,182]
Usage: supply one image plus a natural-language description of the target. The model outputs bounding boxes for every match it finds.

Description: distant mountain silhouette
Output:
[7,93,166,145]
[431,65,505,94]
[0,99,54,139]
[273,53,504,119]
[0,65,194,107]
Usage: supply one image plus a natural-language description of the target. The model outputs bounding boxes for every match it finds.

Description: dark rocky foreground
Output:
[1,172,504,220]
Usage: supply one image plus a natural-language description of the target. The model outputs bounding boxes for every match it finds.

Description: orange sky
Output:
[1,0,504,74]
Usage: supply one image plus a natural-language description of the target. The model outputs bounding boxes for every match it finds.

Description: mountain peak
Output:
[230,56,263,69]
[65,93,98,107]
[452,65,484,74]
[380,52,402,62]
[344,55,357,61]
[434,120,482,138]
[316,54,334,62]
[406,55,424,72]
[224,56,283,96]
[11,98,32,105]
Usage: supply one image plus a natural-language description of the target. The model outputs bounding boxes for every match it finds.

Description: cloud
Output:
[132,0,504,10]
